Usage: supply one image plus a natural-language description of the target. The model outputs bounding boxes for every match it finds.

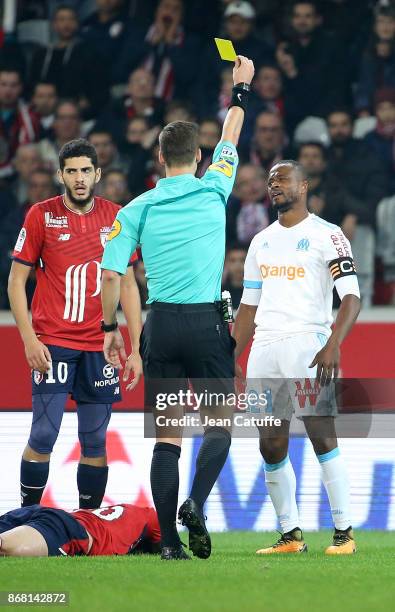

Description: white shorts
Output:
[246,333,337,420]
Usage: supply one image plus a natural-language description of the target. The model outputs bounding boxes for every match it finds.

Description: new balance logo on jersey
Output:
[45,212,68,228]
[58,233,70,241]
[63,261,101,322]
[260,264,305,280]
[296,238,310,251]
[261,241,269,249]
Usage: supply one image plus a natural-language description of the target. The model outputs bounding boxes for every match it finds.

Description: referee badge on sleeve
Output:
[107,219,122,241]
[208,160,234,178]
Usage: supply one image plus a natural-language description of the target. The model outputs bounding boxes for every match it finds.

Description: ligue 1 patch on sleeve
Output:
[208,160,233,178]
[107,219,122,241]
[328,256,356,280]
[14,227,27,252]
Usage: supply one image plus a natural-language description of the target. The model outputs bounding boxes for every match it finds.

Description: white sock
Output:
[318,448,351,530]
[264,455,300,533]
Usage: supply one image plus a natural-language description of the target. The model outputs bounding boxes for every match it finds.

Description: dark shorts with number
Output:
[140,302,236,407]
[31,345,122,404]
[0,505,89,556]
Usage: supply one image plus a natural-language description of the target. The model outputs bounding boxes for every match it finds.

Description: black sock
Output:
[190,427,231,508]
[20,459,49,507]
[150,442,181,548]
[77,464,108,509]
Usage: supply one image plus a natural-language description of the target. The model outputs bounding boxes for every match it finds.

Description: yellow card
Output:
[214,38,237,62]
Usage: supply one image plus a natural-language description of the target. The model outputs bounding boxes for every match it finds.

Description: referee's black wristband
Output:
[229,82,251,112]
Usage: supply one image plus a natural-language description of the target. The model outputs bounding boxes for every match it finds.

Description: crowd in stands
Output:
[1,0,395,309]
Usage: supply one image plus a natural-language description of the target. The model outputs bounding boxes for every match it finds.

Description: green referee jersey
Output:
[101,140,239,304]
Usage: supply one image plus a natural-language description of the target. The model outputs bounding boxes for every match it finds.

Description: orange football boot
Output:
[325,527,356,555]
[256,528,307,554]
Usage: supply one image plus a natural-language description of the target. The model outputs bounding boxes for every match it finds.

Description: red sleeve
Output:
[146,508,161,543]
[12,205,44,266]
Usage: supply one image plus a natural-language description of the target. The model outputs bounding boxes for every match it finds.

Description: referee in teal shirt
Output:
[101,55,255,560]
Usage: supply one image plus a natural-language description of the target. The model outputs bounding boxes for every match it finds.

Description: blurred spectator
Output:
[164,100,195,124]
[196,118,221,177]
[242,63,285,146]
[81,0,131,69]
[29,5,109,118]
[144,143,166,190]
[298,141,366,234]
[198,1,273,117]
[217,67,234,124]
[0,67,39,179]
[31,81,58,138]
[114,0,201,101]
[38,99,82,172]
[102,169,131,205]
[364,88,395,192]
[326,109,389,230]
[0,168,58,309]
[99,68,164,147]
[134,260,149,310]
[226,164,270,246]
[11,143,44,205]
[222,245,247,308]
[276,1,347,124]
[87,129,129,187]
[123,116,161,195]
[354,4,395,114]
[245,111,288,172]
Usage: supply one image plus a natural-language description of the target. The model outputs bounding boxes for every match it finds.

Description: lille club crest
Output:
[100,227,112,248]
[33,370,44,385]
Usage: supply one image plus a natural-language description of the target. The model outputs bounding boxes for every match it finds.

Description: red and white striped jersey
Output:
[12,195,136,351]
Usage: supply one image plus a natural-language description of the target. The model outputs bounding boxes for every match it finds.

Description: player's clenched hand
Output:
[124,353,143,391]
[103,329,127,369]
[233,55,255,85]
[25,337,52,373]
[309,339,340,387]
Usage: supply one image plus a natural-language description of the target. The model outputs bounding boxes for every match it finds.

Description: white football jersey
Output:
[242,213,360,345]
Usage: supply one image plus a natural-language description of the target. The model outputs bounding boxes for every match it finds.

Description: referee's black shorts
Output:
[140,302,236,406]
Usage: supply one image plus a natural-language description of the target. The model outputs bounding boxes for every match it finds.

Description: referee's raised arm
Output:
[220,55,255,146]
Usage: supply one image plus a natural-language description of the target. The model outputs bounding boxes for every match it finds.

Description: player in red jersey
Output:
[0,503,161,556]
[8,139,142,510]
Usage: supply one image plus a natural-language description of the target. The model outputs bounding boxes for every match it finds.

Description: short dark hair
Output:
[159,121,199,167]
[298,141,327,159]
[53,5,78,18]
[88,128,114,142]
[59,138,98,170]
[271,159,307,181]
[326,107,353,123]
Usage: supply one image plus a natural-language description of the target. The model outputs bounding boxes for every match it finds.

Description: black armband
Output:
[328,257,356,280]
[229,82,250,112]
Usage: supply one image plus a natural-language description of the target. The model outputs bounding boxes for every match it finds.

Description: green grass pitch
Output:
[1,531,394,612]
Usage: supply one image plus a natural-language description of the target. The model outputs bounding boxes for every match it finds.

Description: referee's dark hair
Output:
[159,121,199,167]
[59,138,98,170]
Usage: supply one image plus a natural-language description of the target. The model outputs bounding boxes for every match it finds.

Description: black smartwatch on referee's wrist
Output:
[101,320,118,333]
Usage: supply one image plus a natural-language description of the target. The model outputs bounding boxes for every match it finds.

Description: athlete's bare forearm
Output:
[8,263,36,343]
[329,294,361,346]
[232,303,257,359]
[221,106,245,146]
[120,268,142,352]
[101,269,121,325]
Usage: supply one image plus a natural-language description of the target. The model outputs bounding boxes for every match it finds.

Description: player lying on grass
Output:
[0,503,160,557]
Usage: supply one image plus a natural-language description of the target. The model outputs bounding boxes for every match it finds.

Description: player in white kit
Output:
[233,160,361,555]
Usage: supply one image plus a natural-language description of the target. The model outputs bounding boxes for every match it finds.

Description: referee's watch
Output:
[101,320,118,333]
